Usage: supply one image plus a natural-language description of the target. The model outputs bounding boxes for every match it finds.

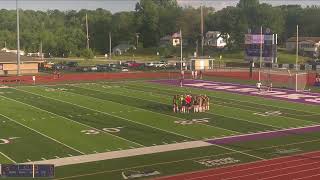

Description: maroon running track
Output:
[0,71,180,85]
[155,151,320,180]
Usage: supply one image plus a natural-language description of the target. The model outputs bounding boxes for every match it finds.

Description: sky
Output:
[0,0,319,12]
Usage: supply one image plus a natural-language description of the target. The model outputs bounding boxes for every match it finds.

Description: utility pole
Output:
[16,0,21,76]
[259,26,263,82]
[180,29,183,72]
[201,5,204,56]
[296,25,299,71]
[109,32,112,60]
[40,41,43,61]
[196,40,198,57]
[86,13,89,49]
[136,33,139,48]
[295,25,299,91]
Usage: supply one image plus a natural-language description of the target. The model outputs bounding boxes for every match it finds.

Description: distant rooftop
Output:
[0,52,43,63]
[287,37,320,42]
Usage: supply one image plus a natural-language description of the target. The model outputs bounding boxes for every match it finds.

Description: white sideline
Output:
[25,141,211,167]
[207,124,320,142]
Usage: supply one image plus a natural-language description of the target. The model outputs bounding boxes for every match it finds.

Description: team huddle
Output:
[172,94,210,113]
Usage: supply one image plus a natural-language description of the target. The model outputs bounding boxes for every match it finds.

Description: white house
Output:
[1,47,25,56]
[27,52,44,58]
[204,31,228,48]
[112,44,136,55]
[286,37,320,57]
[160,32,183,47]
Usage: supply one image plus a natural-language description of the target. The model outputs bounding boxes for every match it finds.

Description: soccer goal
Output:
[260,69,307,91]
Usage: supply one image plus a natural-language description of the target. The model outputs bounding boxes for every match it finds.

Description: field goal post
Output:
[260,69,307,92]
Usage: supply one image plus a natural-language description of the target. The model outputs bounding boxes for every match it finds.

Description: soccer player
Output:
[191,70,194,79]
[176,95,182,113]
[185,94,192,113]
[193,95,198,113]
[256,81,262,92]
[173,95,178,113]
[204,95,209,111]
[195,71,198,79]
[267,82,273,91]
[180,95,186,113]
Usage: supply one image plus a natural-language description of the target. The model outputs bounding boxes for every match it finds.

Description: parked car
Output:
[154,61,167,68]
[97,64,111,72]
[90,66,98,71]
[52,63,66,70]
[66,61,78,67]
[121,67,129,72]
[307,59,320,65]
[145,62,155,67]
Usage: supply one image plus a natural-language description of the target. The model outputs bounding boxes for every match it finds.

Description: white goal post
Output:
[260,69,307,91]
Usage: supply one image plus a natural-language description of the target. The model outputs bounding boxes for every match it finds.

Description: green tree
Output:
[81,48,94,60]
[137,0,160,47]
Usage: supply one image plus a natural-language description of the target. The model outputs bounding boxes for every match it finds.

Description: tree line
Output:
[0,0,319,57]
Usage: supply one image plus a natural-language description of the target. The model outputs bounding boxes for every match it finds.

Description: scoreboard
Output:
[0,164,54,178]
[244,28,277,63]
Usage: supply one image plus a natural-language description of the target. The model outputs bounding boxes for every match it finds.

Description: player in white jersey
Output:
[256,81,262,92]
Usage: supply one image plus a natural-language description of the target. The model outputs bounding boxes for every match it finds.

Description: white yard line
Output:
[8,89,144,147]
[147,81,320,114]
[72,85,240,135]
[0,113,85,155]
[121,83,318,126]
[119,88,283,129]
[0,152,16,163]
[15,87,193,140]
[213,143,265,160]
[27,141,212,167]
[54,139,320,180]
[206,124,320,142]
[214,100,315,128]
[91,85,285,131]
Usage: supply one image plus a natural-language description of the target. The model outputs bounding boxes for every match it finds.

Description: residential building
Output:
[204,31,228,48]
[0,52,44,75]
[1,47,25,56]
[160,32,184,47]
[286,37,320,57]
[112,44,136,55]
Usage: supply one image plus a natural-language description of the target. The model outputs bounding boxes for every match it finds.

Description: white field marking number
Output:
[45,88,56,92]
[0,137,20,145]
[195,157,240,167]
[102,85,120,89]
[81,127,123,135]
[174,118,210,125]
[253,111,282,117]
[57,88,68,91]
[102,127,123,133]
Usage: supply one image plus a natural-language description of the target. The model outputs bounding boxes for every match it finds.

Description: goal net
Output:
[260,70,307,91]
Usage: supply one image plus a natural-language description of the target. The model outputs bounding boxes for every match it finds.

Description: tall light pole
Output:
[295,25,299,91]
[296,25,299,71]
[180,29,183,72]
[16,0,21,75]
[136,33,139,48]
[200,5,204,56]
[40,40,43,61]
[259,26,263,82]
[109,32,112,60]
[86,13,89,49]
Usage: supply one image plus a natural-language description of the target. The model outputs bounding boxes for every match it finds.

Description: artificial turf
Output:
[0,79,319,179]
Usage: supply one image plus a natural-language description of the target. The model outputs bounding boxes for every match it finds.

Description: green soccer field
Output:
[1,80,320,179]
